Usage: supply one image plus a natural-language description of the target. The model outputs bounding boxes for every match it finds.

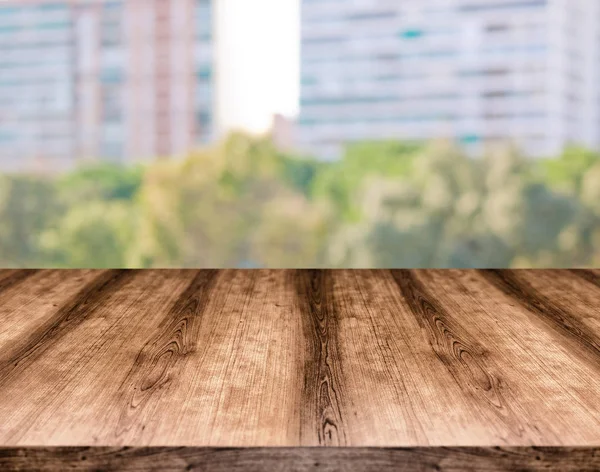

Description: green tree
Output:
[0,175,61,267]
[280,153,325,198]
[538,146,600,266]
[57,162,144,203]
[32,162,146,268]
[541,146,600,195]
[132,133,329,267]
[312,140,421,222]
[2,134,598,269]
[328,142,598,268]
[39,200,139,268]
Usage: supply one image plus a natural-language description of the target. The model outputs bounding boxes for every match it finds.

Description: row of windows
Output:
[305,63,545,78]
[302,74,428,85]
[100,67,213,84]
[0,34,71,49]
[301,93,460,106]
[0,60,72,69]
[303,1,548,23]
[0,101,73,112]
[303,31,419,45]
[0,4,67,15]
[301,72,546,86]
[0,40,70,51]
[0,51,72,64]
[300,115,457,125]
[1,123,213,145]
[459,1,547,12]
[303,44,548,64]
[299,112,546,126]
[1,2,126,14]
[303,27,460,45]
[0,80,70,88]
[303,11,398,25]
[0,131,73,142]
[301,90,544,103]
[1,64,211,80]
[303,0,547,7]
[0,22,71,34]
[304,51,456,64]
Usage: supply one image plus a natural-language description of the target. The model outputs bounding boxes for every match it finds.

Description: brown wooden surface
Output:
[0,269,599,470]
[1,447,599,472]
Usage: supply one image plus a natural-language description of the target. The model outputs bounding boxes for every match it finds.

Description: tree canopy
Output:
[0,135,598,268]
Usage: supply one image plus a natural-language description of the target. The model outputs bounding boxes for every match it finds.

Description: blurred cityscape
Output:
[1,0,214,172]
[0,0,599,268]
[299,0,600,158]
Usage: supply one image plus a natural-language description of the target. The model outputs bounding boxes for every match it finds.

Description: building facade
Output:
[299,0,600,158]
[0,0,214,172]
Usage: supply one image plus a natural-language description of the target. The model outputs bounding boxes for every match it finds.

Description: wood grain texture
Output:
[0,269,599,470]
[1,447,599,472]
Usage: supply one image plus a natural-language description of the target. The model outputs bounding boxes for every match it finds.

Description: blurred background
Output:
[0,0,599,268]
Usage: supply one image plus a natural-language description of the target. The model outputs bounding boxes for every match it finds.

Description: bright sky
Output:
[216,0,300,135]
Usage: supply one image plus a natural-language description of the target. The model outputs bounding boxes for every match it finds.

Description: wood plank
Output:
[480,269,600,370]
[414,270,600,444]
[0,270,196,445]
[0,269,599,469]
[1,447,599,472]
[0,270,98,358]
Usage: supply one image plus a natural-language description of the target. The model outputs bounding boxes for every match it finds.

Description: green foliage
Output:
[58,162,145,203]
[29,162,146,268]
[280,153,324,198]
[40,200,139,268]
[0,175,60,267]
[312,140,421,221]
[328,142,600,268]
[1,133,599,268]
[130,133,329,268]
[541,146,600,194]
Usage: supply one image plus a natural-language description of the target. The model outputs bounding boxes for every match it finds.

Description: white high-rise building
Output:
[299,0,600,158]
[0,0,214,172]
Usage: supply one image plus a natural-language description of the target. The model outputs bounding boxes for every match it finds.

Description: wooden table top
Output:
[0,269,599,470]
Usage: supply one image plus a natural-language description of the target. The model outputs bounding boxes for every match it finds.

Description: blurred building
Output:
[0,0,214,172]
[299,0,600,159]
[270,113,297,152]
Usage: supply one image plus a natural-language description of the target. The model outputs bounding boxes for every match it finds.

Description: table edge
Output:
[1,446,599,471]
